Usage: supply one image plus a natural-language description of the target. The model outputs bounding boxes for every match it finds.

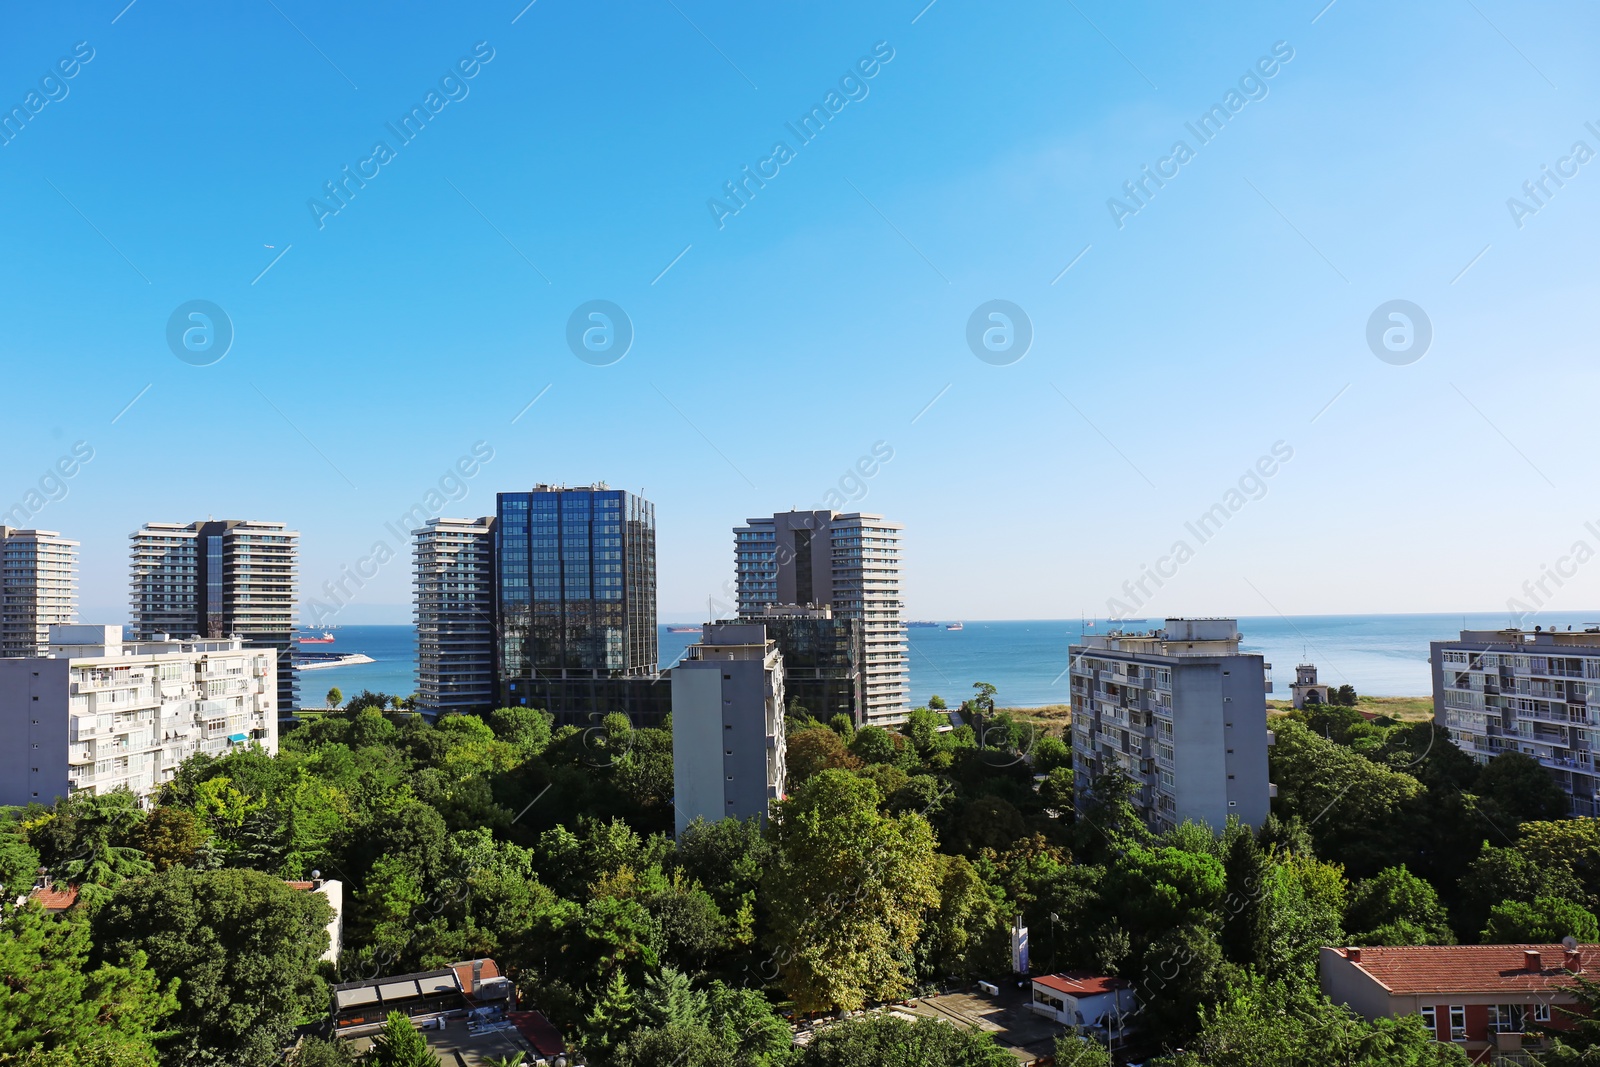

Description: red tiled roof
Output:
[1333,944,1597,995]
[29,884,78,911]
[284,880,315,890]
[1033,972,1130,997]
[508,1010,565,1056]
[451,958,501,990]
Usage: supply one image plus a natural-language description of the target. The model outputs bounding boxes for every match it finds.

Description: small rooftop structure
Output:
[1080,617,1244,657]
[331,958,514,1032]
[1029,971,1136,1043]
[27,871,78,912]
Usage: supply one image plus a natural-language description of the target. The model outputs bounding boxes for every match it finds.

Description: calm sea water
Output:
[293,612,1600,709]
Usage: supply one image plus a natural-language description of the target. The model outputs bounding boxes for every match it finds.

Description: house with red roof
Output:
[1320,943,1597,1062]
[27,879,78,912]
[1029,972,1136,1041]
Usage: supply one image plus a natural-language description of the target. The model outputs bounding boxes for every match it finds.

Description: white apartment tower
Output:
[1069,618,1274,832]
[0,624,278,807]
[414,517,496,716]
[671,622,787,835]
[129,520,299,713]
[1432,627,1600,817]
[0,527,78,657]
[734,510,907,725]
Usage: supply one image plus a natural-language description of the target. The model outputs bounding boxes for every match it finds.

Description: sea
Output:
[291,612,1600,710]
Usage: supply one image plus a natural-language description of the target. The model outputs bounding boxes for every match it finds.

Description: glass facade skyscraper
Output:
[495,485,657,699]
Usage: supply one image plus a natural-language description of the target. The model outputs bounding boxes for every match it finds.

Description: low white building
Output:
[1030,972,1136,1038]
[0,624,277,806]
[287,875,344,963]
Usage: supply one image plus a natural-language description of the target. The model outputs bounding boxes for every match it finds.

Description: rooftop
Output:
[1330,944,1594,995]
[28,883,78,911]
[1033,972,1132,997]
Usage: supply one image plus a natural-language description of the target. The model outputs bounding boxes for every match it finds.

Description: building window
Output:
[1420,1006,1436,1034]
[1449,1006,1466,1040]
[1534,1002,1551,1024]
[1489,1005,1526,1033]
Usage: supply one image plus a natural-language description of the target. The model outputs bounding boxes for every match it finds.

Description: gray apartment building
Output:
[671,622,787,835]
[129,520,299,714]
[734,510,906,725]
[1069,618,1274,831]
[1432,626,1600,816]
[0,527,78,657]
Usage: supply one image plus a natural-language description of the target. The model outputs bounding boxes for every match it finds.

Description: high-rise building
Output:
[494,484,658,719]
[129,520,299,713]
[743,604,861,724]
[672,622,786,835]
[0,527,78,657]
[0,624,277,807]
[414,517,496,716]
[1432,626,1600,817]
[1069,618,1273,832]
[734,510,906,725]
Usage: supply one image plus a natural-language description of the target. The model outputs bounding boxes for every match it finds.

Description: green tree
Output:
[1453,842,1587,942]
[637,966,707,1029]
[583,968,638,1059]
[1268,719,1424,877]
[0,903,177,1066]
[289,1036,358,1066]
[1334,684,1358,707]
[488,706,554,755]
[921,853,1008,981]
[324,687,342,710]
[1055,1036,1113,1067]
[1162,973,1470,1067]
[1475,752,1571,826]
[1033,735,1072,773]
[764,770,940,1012]
[851,725,914,768]
[366,1011,433,1067]
[928,695,948,710]
[1482,896,1600,943]
[92,867,333,1067]
[784,727,860,783]
[135,807,205,872]
[1257,852,1347,983]
[793,1013,1015,1067]
[1346,865,1453,945]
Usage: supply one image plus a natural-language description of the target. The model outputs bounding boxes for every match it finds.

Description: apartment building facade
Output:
[1069,618,1273,831]
[0,527,78,657]
[1432,627,1600,816]
[0,624,277,807]
[1321,943,1593,1062]
[671,622,786,835]
[414,517,496,716]
[734,510,906,725]
[129,520,299,713]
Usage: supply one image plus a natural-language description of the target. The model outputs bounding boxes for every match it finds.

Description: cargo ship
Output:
[297,631,336,644]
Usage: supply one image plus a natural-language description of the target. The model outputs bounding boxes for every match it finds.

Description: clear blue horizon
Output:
[4,2,1597,627]
[294,611,1600,706]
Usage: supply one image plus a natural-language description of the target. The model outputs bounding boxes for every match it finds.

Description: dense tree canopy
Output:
[3,684,1593,1066]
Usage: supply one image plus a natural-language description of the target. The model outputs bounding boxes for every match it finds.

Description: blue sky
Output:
[3,0,1598,625]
